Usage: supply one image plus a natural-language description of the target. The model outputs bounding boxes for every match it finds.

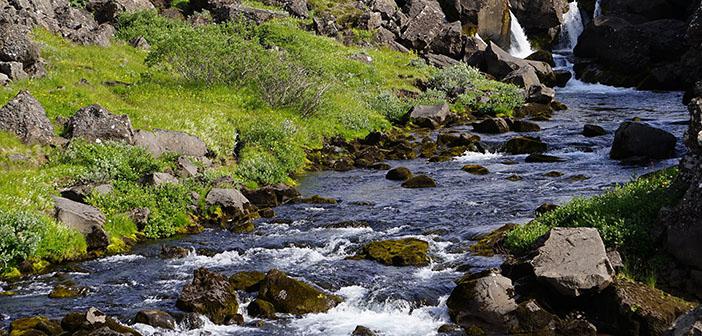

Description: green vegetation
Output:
[505,168,683,280]
[0,10,521,274]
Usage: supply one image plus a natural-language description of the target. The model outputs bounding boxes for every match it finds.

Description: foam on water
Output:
[99,254,145,263]
[291,286,449,336]
[454,150,501,162]
[558,1,584,51]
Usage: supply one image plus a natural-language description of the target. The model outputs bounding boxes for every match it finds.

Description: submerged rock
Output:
[462,164,489,175]
[48,283,88,299]
[352,325,378,336]
[401,175,436,188]
[532,228,615,297]
[257,269,342,315]
[176,268,239,325]
[525,153,565,163]
[610,122,676,161]
[0,90,55,145]
[583,124,607,137]
[502,136,547,154]
[353,238,430,266]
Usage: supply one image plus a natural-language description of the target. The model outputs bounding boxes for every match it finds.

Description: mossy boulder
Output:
[9,316,62,336]
[469,224,516,257]
[354,238,430,266]
[176,268,239,324]
[501,136,547,154]
[386,167,412,181]
[462,165,489,175]
[590,278,695,336]
[48,284,88,299]
[247,298,277,319]
[401,175,436,188]
[257,269,342,315]
[229,271,266,292]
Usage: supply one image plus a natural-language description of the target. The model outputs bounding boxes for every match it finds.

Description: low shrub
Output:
[368,91,412,124]
[0,210,42,271]
[57,141,169,183]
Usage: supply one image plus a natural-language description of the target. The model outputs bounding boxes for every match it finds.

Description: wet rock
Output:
[49,283,88,298]
[666,305,702,336]
[506,174,523,181]
[508,119,541,132]
[409,103,451,129]
[134,310,176,330]
[370,162,391,170]
[610,122,676,161]
[592,279,695,336]
[0,90,55,145]
[569,174,590,181]
[502,136,547,154]
[133,129,208,158]
[243,184,300,207]
[176,268,239,324]
[447,270,518,331]
[144,172,178,186]
[257,269,342,315]
[583,124,607,137]
[472,118,510,134]
[53,197,108,252]
[61,308,140,335]
[247,299,277,319]
[470,224,517,257]
[177,313,205,331]
[66,105,134,144]
[205,188,254,231]
[352,325,377,336]
[401,174,436,188]
[10,316,62,336]
[297,195,338,204]
[516,102,554,120]
[532,227,615,297]
[510,299,558,335]
[323,220,370,229]
[553,69,572,87]
[462,164,489,175]
[160,245,190,259]
[437,132,480,148]
[354,238,430,266]
[229,271,266,292]
[526,84,556,104]
[525,153,565,163]
[385,167,412,181]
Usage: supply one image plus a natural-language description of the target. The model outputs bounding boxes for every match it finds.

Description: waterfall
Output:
[507,11,535,58]
[556,1,585,52]
[475,33,486,45]
[594,0,602,18]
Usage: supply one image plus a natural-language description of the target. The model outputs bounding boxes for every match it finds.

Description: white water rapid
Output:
[594,0,603,18]
[507,11,535,58]
[557,1,585,52]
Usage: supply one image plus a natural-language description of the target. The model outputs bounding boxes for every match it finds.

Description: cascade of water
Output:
[594,0,602,18]
[556,1,585,52]
[507,11,535,58]
[475,33,486,45]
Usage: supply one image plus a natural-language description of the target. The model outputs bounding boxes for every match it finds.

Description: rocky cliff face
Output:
[573,0,702,91]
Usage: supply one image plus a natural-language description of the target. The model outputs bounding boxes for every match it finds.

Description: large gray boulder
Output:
[532,227,615,297]
[483,42,556,85]
[0,90,55,145]
[400,0,448,50]
[133,129,208,157]
[53,196,109,252]
[666,306,702,336]
[609,122,677,161]
[0,22,42,77]
[446,270,518,330]
[408,103,450,129]
[66,105,134,144]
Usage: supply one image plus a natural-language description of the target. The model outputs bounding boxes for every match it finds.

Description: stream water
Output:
[0,3,692,336]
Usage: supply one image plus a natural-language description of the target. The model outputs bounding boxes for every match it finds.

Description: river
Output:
[0,79,689,335]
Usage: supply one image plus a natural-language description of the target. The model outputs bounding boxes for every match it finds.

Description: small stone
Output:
[352,325,377,335]
[160,245,190,259]
[462,164,489,175]
[385,167,412,181]
[583,124,606,137]
[401,175,436,188]
[544,171,563,177]
[506,175,523,181]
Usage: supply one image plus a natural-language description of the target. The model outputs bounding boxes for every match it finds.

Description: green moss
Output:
[354,238,430,266]
[469,224,516,257]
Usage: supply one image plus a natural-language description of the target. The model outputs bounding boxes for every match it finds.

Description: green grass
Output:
[504,168,683,280]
